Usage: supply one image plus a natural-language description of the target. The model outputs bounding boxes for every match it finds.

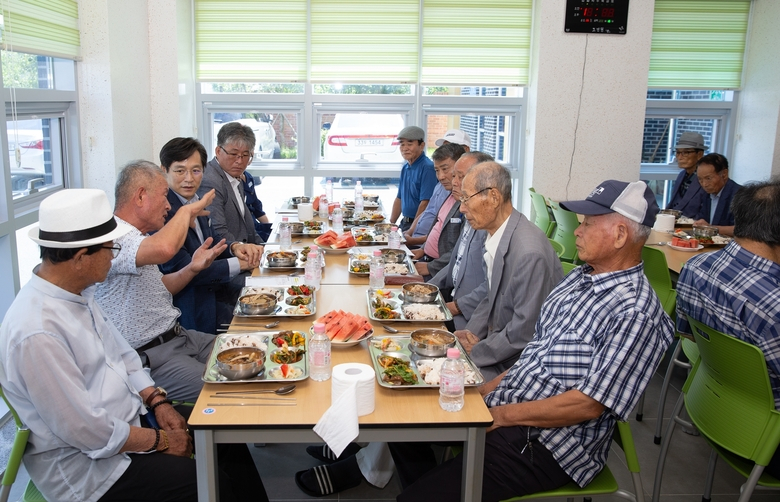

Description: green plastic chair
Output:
[0,388,46,502]
[548,200,580,263]
[547,239,565,258]
[529,188,556,238]
[652,317,780,502]
[503,421,644,502]
[649,334,698,442]
[560,260,578,275]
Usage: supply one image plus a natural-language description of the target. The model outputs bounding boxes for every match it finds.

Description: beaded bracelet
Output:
[149,398,173,411]
[145,429,160,453]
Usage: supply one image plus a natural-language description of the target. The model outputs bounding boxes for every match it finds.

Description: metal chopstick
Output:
[207,402,296,406]
[208,395,295,401]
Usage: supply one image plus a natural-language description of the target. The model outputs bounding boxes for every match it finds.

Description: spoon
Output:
[214,384,296,395]
[293,240,302,244]
[382,324,412,334]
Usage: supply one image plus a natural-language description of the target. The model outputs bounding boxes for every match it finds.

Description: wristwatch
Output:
[145,386,168,407]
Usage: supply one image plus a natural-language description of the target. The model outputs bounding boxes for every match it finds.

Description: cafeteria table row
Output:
[645,229,715,274]
[189,217,494,501]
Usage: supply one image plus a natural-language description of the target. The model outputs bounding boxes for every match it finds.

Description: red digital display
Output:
[582,7,615,18]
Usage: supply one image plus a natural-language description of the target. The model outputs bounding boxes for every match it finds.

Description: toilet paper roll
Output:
[298,203,314,221]
[332,363,375,416]
[653,213,675,234]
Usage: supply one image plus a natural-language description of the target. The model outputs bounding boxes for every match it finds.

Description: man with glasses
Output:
[199,121,269,245]
[454,161,562,380]
[693,153,741,236]
[667,131,707,217]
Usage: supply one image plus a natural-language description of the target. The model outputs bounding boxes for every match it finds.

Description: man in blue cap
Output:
[389,126,438,232]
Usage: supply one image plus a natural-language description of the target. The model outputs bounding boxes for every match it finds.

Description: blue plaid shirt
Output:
[485,263,674,486]
[677,241,780,407]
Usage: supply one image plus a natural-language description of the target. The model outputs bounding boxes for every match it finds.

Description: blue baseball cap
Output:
[560,180,659,228]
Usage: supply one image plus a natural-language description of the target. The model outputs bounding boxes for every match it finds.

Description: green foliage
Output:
[1,51,39,88]
[313,84,410,95]
[424,86,448,95]
[209,83,304,93]
[281,146,297,159]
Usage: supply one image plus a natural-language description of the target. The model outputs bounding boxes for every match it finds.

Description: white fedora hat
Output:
[29,189,131,248]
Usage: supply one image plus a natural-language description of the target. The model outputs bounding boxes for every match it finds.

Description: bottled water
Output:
[369,249,385,290]
[354,181,364,213]
[388,226,401,249]
[280,217,292,251]
[439,348,465,412]
[304,252,321,289]
[310,244,323,268]
[332,207,344,234]
[309,322,331,381]
[325,179,333,204]
[319,193,329,219]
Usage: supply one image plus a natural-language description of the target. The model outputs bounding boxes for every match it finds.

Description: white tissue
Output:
[653,213,676,234]
[313,363,375,456]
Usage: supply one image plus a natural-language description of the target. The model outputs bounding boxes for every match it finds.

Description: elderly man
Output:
[159,137,262,334]
[677,179,780,477]
[393,180,675,501]
[693,153,741,236]
[404,143,465,248]
[0,189,266,501]
[667,131,707,217]
[198,121,269,245]
[390,126,438,232]
[411,144,467,277]
[454,161,563,380]
[96,161,224,402]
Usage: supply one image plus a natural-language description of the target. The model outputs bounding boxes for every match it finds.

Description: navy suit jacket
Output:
[668,169,706,218]
[695,178,741,226]
[158,191,237,334]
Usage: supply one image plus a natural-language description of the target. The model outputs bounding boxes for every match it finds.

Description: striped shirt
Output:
[485,263,674,486]
[676,241,780,406]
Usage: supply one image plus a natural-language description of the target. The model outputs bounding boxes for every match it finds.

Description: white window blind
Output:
[0,0,80,60]
[649,0,751,89]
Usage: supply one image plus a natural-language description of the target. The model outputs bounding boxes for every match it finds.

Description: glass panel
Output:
[319,112,405,163]
[201,83,305,94]
[641,179,674,209]
[642,117,716,164]
[246,174,304,221]
[16,221,39,288]
[425,86,523,97]
[426,113,512,162]
[313,176,399,215]
[211,112,299,161]
[646,89,734,101]
[8,118,64,199]
[2,50,53,89]
[313,84,412,95]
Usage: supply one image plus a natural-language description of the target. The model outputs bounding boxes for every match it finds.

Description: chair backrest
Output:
[548,200,579,262]
[686,317,780,466]
[0,387,30,502]
[641,246,676,317]
[547,238,565,258]
[560,260,578,275]
[529,188,556,237]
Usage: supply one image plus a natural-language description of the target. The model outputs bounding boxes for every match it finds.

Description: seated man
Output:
[392,180,675,501]
[241,172,274,241]
[198,121,267,244]
[667,131,707,217]
[96,161,226,401]
[677,179,780,477]
[159,137,262,334]
[693,153,741,236]
[0,189,266,501]
[454,161,563,380]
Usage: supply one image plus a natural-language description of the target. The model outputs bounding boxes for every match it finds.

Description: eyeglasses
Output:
[459,187,494,205]
[170,168,203,177]
[675,149,699,157]
[219,146,254,163]
[102,244,122,257]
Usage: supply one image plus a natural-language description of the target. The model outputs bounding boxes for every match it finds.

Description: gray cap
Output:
[675,132,706,150]
[397,126,425,141]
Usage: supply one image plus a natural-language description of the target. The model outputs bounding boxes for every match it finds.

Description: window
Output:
[8,117,66,199]
[210,111,299,161]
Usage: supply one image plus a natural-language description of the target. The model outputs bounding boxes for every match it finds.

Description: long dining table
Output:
[645,228,715,274]
[189,215,494,501]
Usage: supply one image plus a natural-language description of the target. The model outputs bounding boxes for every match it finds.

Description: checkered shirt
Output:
[485,263,674,487]
[676,241,780,407]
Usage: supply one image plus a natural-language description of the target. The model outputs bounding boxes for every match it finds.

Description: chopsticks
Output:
[208,395,295,401]
[207,402,296,407]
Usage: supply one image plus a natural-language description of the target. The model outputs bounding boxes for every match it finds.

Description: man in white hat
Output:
[0,189,266,501]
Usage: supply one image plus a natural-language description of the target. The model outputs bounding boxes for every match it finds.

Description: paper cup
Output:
[653,213,675,234]
[298,203,314,220]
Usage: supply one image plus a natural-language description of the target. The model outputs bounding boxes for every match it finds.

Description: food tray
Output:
[233,286,316,318]
[348,253,415,277]
[261,250,324,270]
[367,336,484,389]
[366,289,453,322]
[343,201,380,210]
[202,331,309,383]
[291,221,328,237]
[352,226,399,246]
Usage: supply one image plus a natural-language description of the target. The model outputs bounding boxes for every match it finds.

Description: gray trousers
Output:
[143,327,215,402]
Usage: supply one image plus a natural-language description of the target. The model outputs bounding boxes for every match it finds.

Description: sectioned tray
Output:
[233,286,316,318]
[202,331,309,383]
[366,289,453,322]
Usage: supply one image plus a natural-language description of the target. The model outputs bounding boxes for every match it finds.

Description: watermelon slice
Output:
[314,230,338,248]
[332,232,357,249]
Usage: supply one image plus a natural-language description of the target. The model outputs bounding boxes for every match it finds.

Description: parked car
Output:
[213,114,281,160]
[8,120,47,196]
[322,113,404,162]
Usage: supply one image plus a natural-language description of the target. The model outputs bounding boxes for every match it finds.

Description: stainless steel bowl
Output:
[659,209,682,219]
[693,224,719,246]
[267,251,298,267]
[363,194,380,203]
[402,282,439,303]
[216,347,265,380]
[286,222,304,234]
[291,196,310,206]
[409,329,456,357]
[238,293,278,315]
[374,223,393,234]
[380,248,406,263]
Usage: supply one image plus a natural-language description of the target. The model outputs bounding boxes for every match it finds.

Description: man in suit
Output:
[667,131,707,217]
[693,153,741,236]
[159,137,261,334]
[198,122,268,245]
[455,161,564,380]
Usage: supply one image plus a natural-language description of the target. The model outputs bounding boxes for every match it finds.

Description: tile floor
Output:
[7,345,780,501]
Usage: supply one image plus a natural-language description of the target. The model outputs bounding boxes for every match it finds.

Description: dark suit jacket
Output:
[668,170,705,218]
[158,191,237,334]
[198,158,264,244]
[695,178,741,226]
[425,199,463,278]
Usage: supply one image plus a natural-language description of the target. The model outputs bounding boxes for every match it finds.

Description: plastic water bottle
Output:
[319,193,329,219]
[280,217,292,251]
[354,181,364,213]
[305,252,321,289]
[310,244,323,268]
[332,207,344,234]
[439,348,465,412]
[309,322,331,381]
[325,179,333,204]
[369,249,385,290]
[388,226,401,249]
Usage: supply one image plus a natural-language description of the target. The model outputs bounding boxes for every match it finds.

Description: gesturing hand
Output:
[190,237,228,273]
